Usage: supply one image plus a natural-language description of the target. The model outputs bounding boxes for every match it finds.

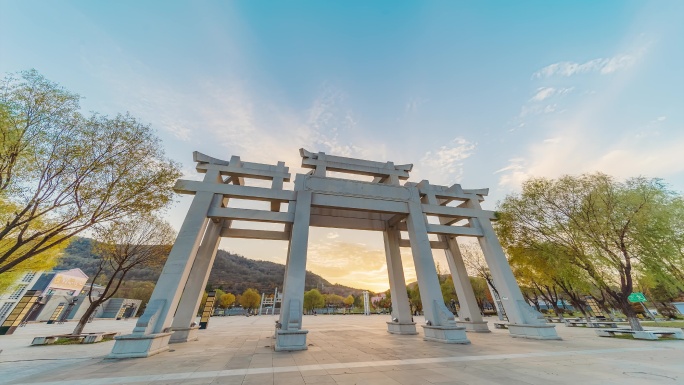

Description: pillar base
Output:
[107,332,173,359]
[387,321,418,335]
[508,324,561,340]
[274,329,309,351]
[169,325,200,343]
[458,320,491,333]
[422,325,470,344]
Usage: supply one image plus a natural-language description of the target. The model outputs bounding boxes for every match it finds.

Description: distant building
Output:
[0,268,141,332]
[0,271,43,324]
[18,268,89,323]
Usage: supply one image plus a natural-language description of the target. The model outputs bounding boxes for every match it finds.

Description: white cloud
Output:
[495,158,529,189]
[496,122,684,191]
[418,138,476,185]
[533,53,638,78]
[530,87,556,101]
[529,87,574,102]
[519,103,558,118]
[299,85,388,162]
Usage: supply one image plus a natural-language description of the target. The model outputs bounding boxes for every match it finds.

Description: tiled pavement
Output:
[1,315,683,385]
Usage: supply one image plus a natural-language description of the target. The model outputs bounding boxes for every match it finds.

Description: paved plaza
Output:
[1,315,683,385]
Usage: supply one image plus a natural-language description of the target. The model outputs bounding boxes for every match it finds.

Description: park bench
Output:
[82,332,119,343]
[587,321,618,328]
[494,322,509,329]
[31,332,119,345]
[31,334,84,345]
[596,328,684,340]
[565,320,618,328]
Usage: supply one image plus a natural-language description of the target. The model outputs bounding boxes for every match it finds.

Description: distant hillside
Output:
[56,237,368,296]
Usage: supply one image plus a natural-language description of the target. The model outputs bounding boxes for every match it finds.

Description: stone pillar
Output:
[405,192,469,344]
[275,181,311,351]
[465,199,559,340]
[278,233,293,325]
[169,218,224,343]
[442,236,490,332]
[109,170,221,358]
[383,228,416,334]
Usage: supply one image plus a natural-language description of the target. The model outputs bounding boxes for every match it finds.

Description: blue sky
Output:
[2,1,683,291]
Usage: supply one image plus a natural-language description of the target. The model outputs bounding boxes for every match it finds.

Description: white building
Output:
[0,271,43,324]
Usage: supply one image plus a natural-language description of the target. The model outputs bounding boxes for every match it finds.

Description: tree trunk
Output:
[594,290,615,319]
[72,300,102,336]
[550,303,564,320]
[619,298,643,331]
[570,299,590,320]
[531,299,541,312]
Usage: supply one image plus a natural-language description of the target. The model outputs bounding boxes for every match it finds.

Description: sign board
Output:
[628,292,646,303]
[50,273,88,292]
[199,291,216,330]
[584,296,605,318]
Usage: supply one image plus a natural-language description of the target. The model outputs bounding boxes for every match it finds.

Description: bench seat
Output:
[596,328,684,340]
[31,332,119,345]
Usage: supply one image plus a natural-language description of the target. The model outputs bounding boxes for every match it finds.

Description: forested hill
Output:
[56,237,367,296]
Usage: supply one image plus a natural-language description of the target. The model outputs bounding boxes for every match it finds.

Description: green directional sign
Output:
[628,292,647,303]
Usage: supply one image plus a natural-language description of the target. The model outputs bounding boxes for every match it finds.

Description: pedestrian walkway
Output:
[2,316,683,384]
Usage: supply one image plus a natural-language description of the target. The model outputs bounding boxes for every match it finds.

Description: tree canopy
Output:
[0,70,181,275]
[303,289,324,312]
[496,173,683,330]
[219,292,236,309]
[239,288,261,311]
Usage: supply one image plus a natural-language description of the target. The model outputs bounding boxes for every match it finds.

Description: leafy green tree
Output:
[214,289,226,307]
[0,233,66,293]
[323,293,345,309]
[115,281,155,316]
[496,173,682,330]
[407,286,422,315]
[303,289,324,313]
[219,292,236,309]
[0,70,181,275]
[239,288,261,313]
[469,276,490,312]
[343,294,355,309]
[440,276,458,309]
[353,294,363,309]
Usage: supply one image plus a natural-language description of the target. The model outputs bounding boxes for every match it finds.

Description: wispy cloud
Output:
[519,103,558,118]
[496,120,684,190]
[530,87,574,101]
[418,138,476,185]
[405,97,429,113]
[533,52,640,78]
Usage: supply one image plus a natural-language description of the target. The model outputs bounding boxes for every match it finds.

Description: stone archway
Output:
[109,149,558,359]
